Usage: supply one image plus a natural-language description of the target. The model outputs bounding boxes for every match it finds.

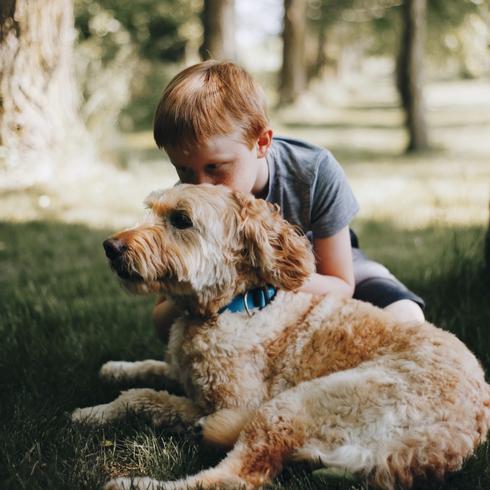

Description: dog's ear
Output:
[231,192,315,290]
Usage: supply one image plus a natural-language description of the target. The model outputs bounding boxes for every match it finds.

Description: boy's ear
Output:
[231,191,315,290]
[256,129,273,158]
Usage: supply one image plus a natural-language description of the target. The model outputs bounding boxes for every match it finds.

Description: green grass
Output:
[1,219,489,489]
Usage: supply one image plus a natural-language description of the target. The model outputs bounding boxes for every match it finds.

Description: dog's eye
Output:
[169,211,193,230]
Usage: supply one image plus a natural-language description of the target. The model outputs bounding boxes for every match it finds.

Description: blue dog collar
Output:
[220,286,277,316]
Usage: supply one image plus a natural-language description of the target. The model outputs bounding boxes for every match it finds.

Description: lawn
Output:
[1,219,489,489]
[1,76,489,489]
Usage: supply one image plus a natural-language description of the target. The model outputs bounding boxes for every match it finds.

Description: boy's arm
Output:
[298,226,355,297]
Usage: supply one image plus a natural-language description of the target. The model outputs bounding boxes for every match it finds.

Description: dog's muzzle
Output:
[103,238,141,281]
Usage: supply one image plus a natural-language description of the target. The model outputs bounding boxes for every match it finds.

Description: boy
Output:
[152,60,425,341]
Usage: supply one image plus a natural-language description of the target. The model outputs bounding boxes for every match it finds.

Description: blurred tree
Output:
[75,0,200,63]
[305,0,352,81]
[397,0,430,152]
[427,0,490,78]
[306,0,489,83]
[279,0,307,105]
[310,14,327,80]
[74,0,203,131]
[485,198,490,277]
[0,0,91,188]
[199,0,236,60]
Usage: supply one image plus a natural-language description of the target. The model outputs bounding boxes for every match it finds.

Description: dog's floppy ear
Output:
[231,192,315,290]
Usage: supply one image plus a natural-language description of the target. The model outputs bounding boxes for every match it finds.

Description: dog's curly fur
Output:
[72,184,490,490]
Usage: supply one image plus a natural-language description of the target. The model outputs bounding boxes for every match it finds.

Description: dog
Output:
[72,184,490,490]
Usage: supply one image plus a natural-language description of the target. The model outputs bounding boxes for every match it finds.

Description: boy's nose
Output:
[194,174,213,185]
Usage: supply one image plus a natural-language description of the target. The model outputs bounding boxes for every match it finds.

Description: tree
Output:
[396,0,430,152]
[305,0,355,83]
[279,0,307,106]
[485,197,490,277]
[199,0,236,61]
[75,0,198,63]
[0,0,91,188]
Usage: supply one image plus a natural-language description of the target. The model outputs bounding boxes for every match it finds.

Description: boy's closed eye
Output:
[176,163,230,175]
[205,162,231,173]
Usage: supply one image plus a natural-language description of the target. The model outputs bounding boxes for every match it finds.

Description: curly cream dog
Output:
[73,184,490,490]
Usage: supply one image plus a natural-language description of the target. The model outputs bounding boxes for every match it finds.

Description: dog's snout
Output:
[103,238,127,260]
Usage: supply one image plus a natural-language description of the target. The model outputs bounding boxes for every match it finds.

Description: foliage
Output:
[305,0,490,76]
[428,0,490,77]
[74,0,203,132]
[75,0,202,63]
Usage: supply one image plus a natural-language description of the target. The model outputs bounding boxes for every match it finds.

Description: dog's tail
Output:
[201,407,256,448]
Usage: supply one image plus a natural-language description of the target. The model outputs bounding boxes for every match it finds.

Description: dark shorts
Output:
[350,230,425,310]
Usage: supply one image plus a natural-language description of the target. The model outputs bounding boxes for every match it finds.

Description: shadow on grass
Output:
[0,219,488,489]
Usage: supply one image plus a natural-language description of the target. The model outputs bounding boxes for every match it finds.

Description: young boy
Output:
[152,60,425,341]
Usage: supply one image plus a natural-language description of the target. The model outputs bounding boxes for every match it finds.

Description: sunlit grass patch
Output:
[1,78,489,230]
[95,430,204,481]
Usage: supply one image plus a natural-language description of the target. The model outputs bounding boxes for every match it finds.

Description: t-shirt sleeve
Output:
[310,151,359,239]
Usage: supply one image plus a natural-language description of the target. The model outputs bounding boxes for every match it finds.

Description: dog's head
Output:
[103,184,315,316]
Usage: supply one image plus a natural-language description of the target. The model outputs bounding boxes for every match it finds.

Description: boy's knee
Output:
[384,299,425,324]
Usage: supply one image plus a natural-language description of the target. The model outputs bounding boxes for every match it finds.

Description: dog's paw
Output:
[104,477,159,490]
[188,416,205,439]
[100,361,134,383]
[71,403,114,425]
[104,477,131,490]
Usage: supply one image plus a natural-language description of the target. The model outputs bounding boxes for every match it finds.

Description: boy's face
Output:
[165,129,272,197]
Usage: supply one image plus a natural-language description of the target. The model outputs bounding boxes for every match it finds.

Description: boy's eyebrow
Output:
[173,156,234,167]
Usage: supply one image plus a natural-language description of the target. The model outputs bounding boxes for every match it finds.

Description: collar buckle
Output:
[243,290,253,317]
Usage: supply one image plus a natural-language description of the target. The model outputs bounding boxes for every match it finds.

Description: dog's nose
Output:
[103,238,127,259]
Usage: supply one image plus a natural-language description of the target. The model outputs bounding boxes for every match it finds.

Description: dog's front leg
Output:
[72,389,203,428]
[104,463,249,490]
[100,360,177,386]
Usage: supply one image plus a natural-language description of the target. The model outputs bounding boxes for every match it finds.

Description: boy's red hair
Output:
[153,60,269,150]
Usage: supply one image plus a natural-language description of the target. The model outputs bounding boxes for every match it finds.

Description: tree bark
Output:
[308,21,327,82]
[199,0,236,61]
[485,198,490,277]
[396,0,430,152]
[279,0,307,106]
[0,0,90,188]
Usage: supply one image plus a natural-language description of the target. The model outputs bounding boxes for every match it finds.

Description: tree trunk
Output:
[0,0,91,188]
[485,198,490,277]
[308,21,327,82]
[279,0,307,106]
[199,0,236,61]
[396,0,430,152]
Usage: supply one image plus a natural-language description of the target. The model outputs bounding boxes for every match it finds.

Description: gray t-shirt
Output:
[265,136,359,239]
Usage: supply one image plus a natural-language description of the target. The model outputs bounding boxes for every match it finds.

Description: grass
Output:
[1,219,489,490]
[1,75,489,488]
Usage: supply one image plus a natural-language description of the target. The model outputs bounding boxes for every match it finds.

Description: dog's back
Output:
[167,290,490,489]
